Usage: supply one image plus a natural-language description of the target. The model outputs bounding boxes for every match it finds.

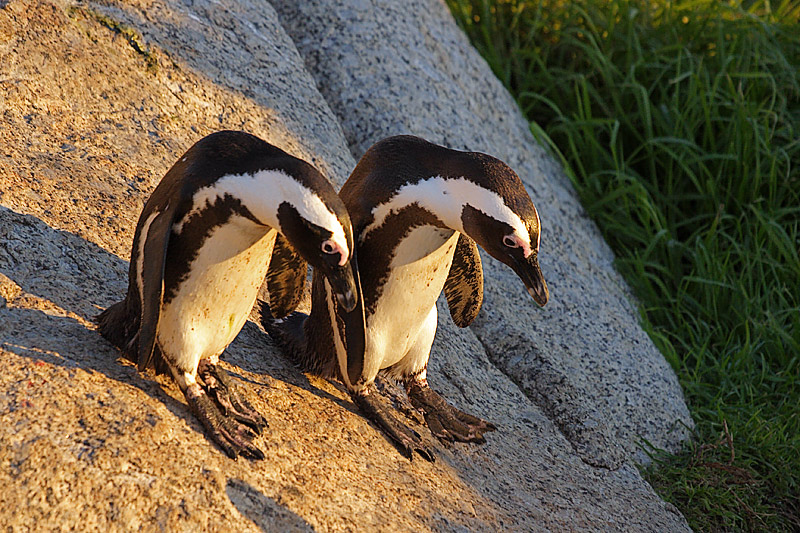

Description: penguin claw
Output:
[406,380,496,444]
[197,360,268,433]
[414,446,436,462]
[185,383,265,460]
[351,390,436,462]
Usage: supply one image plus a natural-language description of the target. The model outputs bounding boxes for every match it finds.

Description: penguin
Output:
[262,135,548,460]
[97,130,358,459]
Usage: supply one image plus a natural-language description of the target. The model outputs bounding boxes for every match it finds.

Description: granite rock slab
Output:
[270,0,694,466]
[1,0,690,530]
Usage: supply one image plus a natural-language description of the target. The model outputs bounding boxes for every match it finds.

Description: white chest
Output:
[158,217,277,368]
[363,227,459,376]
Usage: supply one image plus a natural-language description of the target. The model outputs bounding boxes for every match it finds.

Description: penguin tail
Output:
[259,300,305,357]
[95,299,139,363]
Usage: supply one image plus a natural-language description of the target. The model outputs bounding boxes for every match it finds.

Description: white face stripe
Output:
[361,176,530,247]
[136,210,160,307]
[172,169,349,260]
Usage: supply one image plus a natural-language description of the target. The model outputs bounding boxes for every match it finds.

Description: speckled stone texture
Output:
[1,0,690,530]
[270,0,694,467]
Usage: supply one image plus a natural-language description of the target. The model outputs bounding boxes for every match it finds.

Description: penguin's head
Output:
[457,154,549,307]
[350,135,547,307]
[273,163,358,312]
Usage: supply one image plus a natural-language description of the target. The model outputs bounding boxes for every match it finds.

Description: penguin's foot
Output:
[406,380,496,444]
[351,389,435,462]
[185,382,265,461]
[197,359,267,432]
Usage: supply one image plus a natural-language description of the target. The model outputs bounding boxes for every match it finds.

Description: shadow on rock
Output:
[226,478,314,532]
[216,318,360,415]
[0,206,365,454]
[0,206,129,318]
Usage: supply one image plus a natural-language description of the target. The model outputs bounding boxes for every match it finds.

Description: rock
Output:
[270,0,694,465]
[0,0,691,530]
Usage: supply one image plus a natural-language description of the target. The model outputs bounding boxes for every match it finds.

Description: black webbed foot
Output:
[184,383,265,460]
[184,361,266,460]
[351,388,435,462]
[406,380,496,444]
[197,359,267,433]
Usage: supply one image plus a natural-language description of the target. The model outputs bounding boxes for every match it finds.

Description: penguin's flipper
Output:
[266,233,307,318]
[138,204,180,372]
[338,248,366,386]
[443,234,484,328]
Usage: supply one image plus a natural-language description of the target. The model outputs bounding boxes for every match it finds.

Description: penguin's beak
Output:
[511,254,549,306]
[327,264,358,312]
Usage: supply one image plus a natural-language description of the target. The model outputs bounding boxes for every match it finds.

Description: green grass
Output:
[445,0,800,530]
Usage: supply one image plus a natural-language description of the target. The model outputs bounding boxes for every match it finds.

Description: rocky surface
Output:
[1,0,691,530]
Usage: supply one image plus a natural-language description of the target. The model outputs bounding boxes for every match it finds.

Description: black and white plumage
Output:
[97,130,358,459]
[263,135,548,460]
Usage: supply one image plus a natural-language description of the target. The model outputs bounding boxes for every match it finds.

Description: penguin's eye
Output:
[503,235,520,248]
[321,240,338,254]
